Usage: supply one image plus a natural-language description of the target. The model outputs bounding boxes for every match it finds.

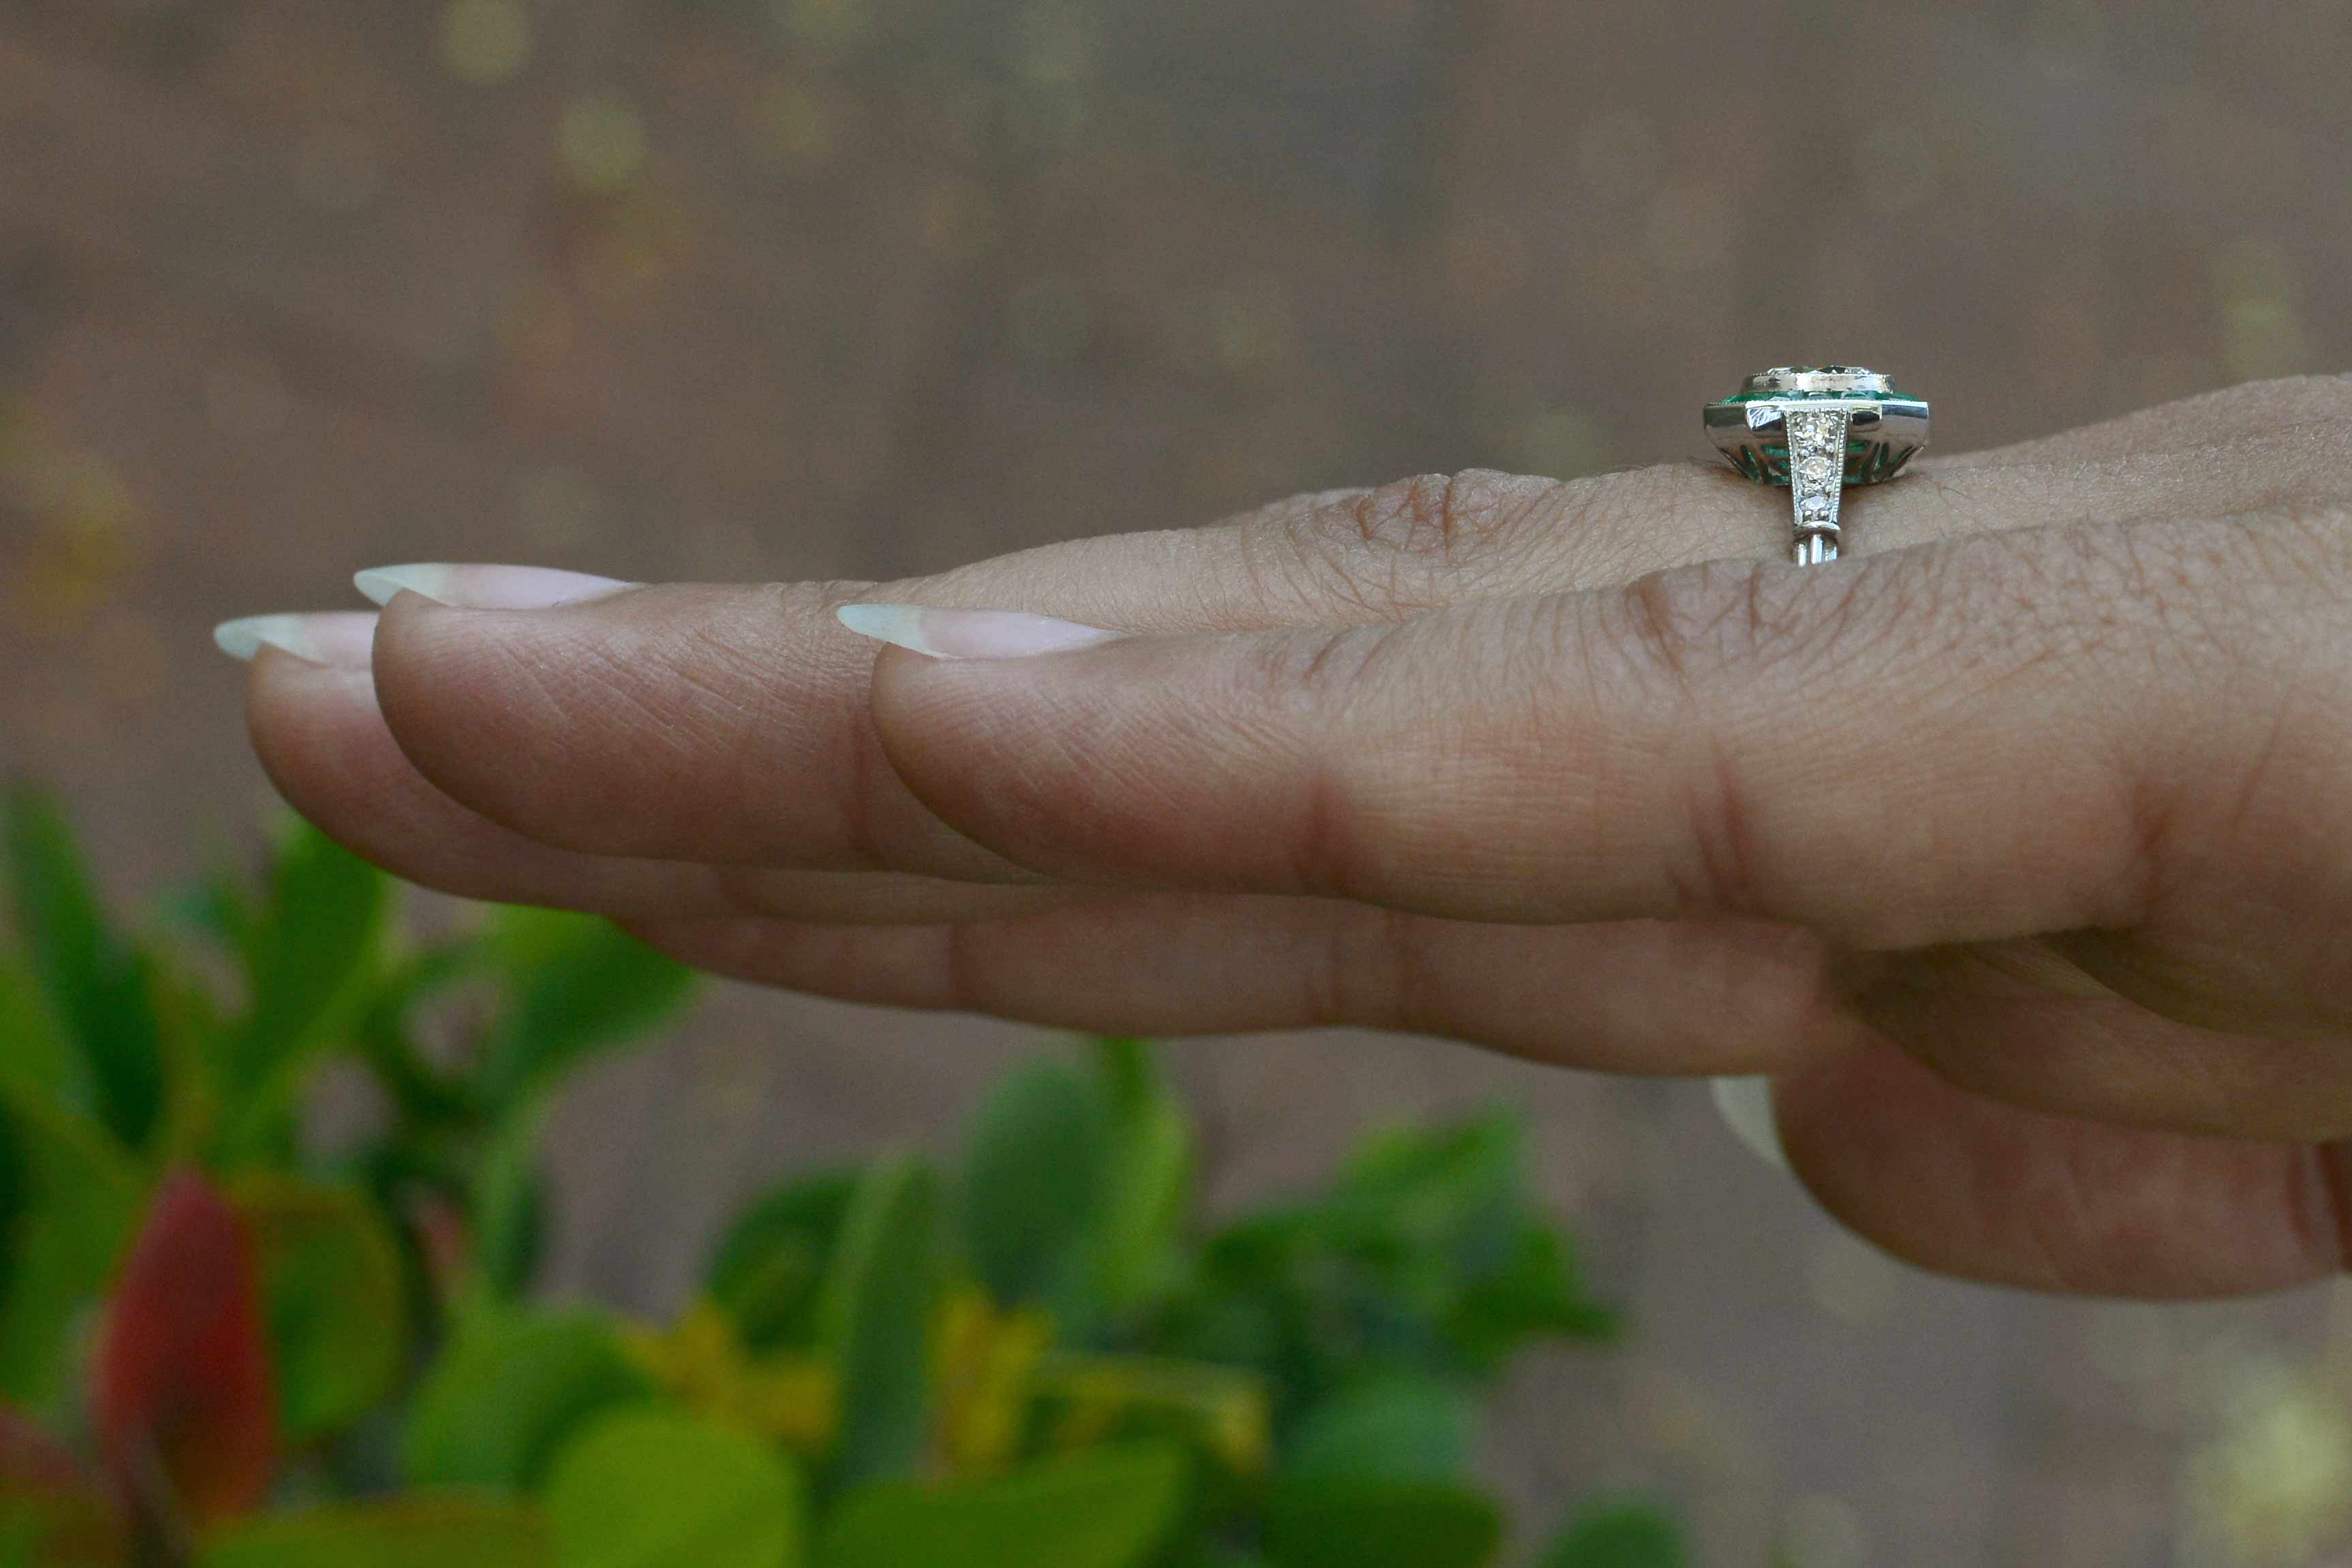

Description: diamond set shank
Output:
[1702,366,1930,566]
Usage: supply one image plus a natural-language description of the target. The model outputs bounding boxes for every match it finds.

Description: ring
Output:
[1704,366,1930,565]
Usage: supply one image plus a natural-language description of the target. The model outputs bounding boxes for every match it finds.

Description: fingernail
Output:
[213,612,379,666]
[354,563,633,610]
[1710,1076,1789,1172]
[836,603,1123,659]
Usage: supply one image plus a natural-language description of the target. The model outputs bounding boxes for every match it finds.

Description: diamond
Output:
[1800,456,1832,484]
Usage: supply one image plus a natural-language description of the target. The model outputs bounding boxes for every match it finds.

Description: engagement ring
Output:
[1704,366,1930,565]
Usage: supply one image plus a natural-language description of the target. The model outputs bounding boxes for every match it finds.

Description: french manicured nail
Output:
[1711,1076,1789,1172]
[213,612,380,666]
[835,603,1123,659]
[354,563,633,610]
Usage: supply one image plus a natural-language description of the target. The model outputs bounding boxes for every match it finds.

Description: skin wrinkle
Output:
[1289,471,1559,618]
[836,703,913,875]
[2167,1025,2251,1133]
[388,612,585,811]
[1610,560,1819,920]
[1366,907,1432,1036]
[1287,704,1363,904]
[1851,957,2352,1140]
[2317,1144,2352,1273]
[2265,1144,2340,1282]
[1263,505,1380,624]
[2010,1133,2093,1293]
[553,637,708,768]
[638,633,795,854]
[943,919,992,1018]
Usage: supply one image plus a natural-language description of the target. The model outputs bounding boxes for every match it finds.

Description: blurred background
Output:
[5,0,2351,1562]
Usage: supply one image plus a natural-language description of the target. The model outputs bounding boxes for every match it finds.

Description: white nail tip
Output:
[213,614,312,662]
[835,603,1121,659]
[835,603,935,655]
[353,565,447,606]
[1711,1076,1789,1172]
[354,563,634,610]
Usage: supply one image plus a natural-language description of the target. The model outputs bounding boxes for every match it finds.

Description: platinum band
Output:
[1703,366,1930,565]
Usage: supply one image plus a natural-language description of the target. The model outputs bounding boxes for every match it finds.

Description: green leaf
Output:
[0,1093,143,1411]
[223,824,388,1114]
[1331,1115,1520,1255]
[1448,1225,1613,1363]
[1260,1477,1501,1568]
[3,786,165,1150]
[1081,1038,1192,1319]
[199,1497,549,1567]
[1164,1106,1605,1400]
[471,1103,551,1304]
[0,1405,129,1565]
[0,959,70,1101]
[1282,1377,1469,1481]
[236,1177,408,1443]
[474,911,694,1111]
[403,1308,652,1490]
[1537,1499,1684,1568]
[961,1061,1109,1306]
[705,1172,859,1352]
[816,1156,939,1487]
[544,1409,804,1568]
[820,1441,1186,1568]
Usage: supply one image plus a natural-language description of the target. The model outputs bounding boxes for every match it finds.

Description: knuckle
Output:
[1592,556,1911,915]
[1245,620,1408,711]
[1342,470,1558,559]
[1270,470,1575,612]
[1235,622,1414,898]
[1606,554,1831,689]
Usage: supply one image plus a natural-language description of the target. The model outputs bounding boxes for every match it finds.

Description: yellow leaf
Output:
[1034,1353,1271,1475]
[930,1285,1053,1476]
[626,1300,839,1453]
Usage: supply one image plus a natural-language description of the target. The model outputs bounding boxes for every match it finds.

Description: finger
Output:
[1771,1042,2349,1297]
[248,652,736,915]
[868,509,2352,973]
[1840,941,2352,1142]
[354,473,1664,875]
[248,652,1079,923]
[337,381,2344,876]
[624,898,1872,1076]
[251,635,1879,1059]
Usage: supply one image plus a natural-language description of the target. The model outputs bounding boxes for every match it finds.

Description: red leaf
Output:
[91,1170,278,1529]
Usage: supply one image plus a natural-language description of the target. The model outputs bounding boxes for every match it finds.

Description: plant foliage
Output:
[0,789,1683,1565]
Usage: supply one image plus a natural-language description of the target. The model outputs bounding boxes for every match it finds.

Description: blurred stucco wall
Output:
[4,1,2350,1562]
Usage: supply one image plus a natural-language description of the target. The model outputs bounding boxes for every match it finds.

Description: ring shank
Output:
[1703,387,1929,567]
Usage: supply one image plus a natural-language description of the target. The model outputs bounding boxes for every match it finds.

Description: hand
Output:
[221,375,2352,1300]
